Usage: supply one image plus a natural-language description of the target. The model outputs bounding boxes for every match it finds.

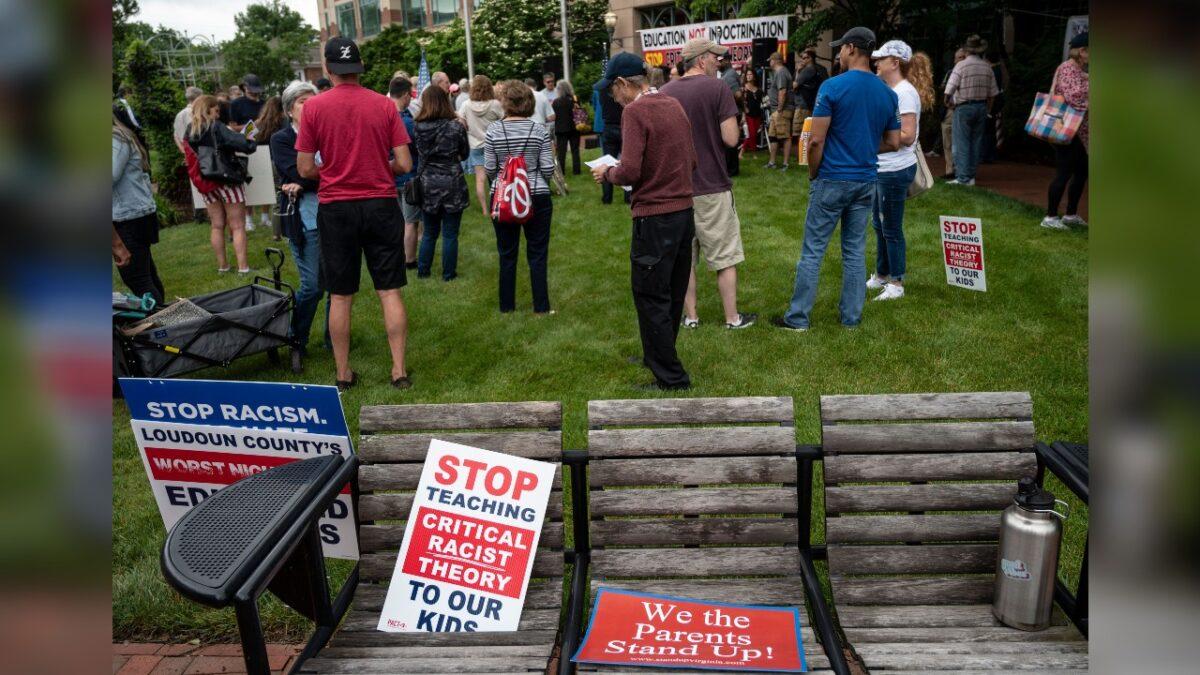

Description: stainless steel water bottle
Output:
[992,477,1069,631]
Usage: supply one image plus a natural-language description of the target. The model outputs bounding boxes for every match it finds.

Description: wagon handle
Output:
[265,247,286,289]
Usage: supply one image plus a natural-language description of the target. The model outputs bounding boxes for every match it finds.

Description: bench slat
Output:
[591,547,800,577]
[587,396,792,426]
[589,578,805,606]
[587,426,794,458]
[359,402,561,433]
[820,392,1032,422]
[826,514,1000,544]
[844,626,1083,644]
[836,604,1068,628]
[360,464,563,492]
[591,518,798,546]
[833,576,994,605]
[824,452,1036,483]
[589,456,795,486]
[825,483,1015,514]
[828,544,997,575]
[328,629,559,648]
[856,642,1088,656]
[303,655,551,673]
[579,654,831,673]
[591,487,796,517]
[858,650,1088,671]
[359,491,564,521]
[359,521,564,553]
[358,431,562,462]
[359,550,562,582]
[353,580,563,611]
[822,421,1034,454]
[338,608,560,633]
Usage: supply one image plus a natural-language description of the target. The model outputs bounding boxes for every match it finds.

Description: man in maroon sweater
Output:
[591,52,698,390]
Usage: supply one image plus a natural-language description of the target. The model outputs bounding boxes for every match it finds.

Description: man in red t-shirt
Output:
[297,37,414,391]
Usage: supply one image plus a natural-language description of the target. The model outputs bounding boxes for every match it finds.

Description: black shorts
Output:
[317,197,407,295]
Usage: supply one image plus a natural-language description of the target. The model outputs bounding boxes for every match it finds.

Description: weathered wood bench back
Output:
[302,402,566,673]
[821,392,1088,672]
[582,396,832,671]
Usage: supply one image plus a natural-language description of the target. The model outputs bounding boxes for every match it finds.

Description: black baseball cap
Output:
[830,26,877,51]
[324,36,364,75]
[596,52,647,90]
[242,73,264,94]
[1069,31,1088,49]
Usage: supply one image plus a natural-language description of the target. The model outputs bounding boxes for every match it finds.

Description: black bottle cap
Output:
[1015,477,1056,510]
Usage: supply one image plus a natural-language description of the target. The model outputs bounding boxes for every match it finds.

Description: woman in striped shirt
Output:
[483,81,557,314]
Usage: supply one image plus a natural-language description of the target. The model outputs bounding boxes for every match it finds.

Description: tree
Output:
[121,39,191,211]
[470,0,609,81]
[221,0,317,93]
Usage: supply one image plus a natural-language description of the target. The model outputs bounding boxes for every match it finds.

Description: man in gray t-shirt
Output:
[765,52,796,169]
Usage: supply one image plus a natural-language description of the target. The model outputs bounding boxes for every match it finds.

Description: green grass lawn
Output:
[113,149,1088,642]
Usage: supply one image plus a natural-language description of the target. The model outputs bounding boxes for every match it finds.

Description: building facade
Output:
[314,0,479,42]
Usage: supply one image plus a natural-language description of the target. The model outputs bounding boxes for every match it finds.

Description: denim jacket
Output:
[112,133,156,222]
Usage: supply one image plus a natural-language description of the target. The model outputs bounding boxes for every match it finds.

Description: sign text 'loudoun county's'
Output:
[377,440,556,632]
[573,588,807,672]
[120,378,358,559]
[639,15,788,68]
[941,215,988,292]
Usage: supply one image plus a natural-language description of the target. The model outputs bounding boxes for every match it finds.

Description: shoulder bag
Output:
[907,141,934,199]
[1025,67,1084,145]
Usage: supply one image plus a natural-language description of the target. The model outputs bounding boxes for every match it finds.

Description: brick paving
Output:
[112,643,303,675]
[925,155,1089,220]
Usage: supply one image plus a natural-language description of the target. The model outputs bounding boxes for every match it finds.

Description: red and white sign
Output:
[376,440,556,632]
[130,419,358,559]
[941,215,987,292]
[639,15,788,68]
[572,588,807,672]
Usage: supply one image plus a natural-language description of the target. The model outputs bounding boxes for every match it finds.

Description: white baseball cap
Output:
[871,40,913,62]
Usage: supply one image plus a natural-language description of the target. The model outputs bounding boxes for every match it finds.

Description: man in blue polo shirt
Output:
[773,27,901,331]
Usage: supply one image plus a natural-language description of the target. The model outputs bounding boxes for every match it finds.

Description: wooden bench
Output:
[820,392,1088,673]
[298,401,570,674]
[575,396,846,673]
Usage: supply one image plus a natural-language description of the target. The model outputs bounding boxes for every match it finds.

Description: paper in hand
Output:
[585,155,631,191]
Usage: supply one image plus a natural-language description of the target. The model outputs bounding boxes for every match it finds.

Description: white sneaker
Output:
[866,274,888,290]
[260,213,270,227]
[1040,216,1068,231]
[946,178,976,186]
[1062,214,1087,227]
[874,283,905,301]
[245,216,255,231]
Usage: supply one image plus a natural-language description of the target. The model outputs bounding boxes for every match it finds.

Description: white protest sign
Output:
[941,215,987,292]
[190,145,276,209]
[377,440,556,632]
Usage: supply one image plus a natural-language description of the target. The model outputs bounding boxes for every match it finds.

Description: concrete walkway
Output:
[113,643,302,675]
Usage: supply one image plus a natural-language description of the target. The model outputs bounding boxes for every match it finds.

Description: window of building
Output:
[360,0,381,37]
[336,2,357,39]
[404,0,425,30]
[432,0,456,26]
[639,4,691,29]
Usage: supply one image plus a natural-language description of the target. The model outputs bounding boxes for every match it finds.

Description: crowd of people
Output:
[112,25,1088,392]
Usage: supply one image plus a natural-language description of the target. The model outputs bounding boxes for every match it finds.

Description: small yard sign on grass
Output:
[941,215,987,292]
[376,439,556,632]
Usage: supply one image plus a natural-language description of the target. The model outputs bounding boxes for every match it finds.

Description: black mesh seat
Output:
[162,455,344,607]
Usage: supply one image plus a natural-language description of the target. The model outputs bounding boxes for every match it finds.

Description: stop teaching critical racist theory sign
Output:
[376,439,557,632]
[119,378,359,560]
[573,588,807,672]
[941,215,987,292]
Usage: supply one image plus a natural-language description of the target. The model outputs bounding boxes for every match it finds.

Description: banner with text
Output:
[941,215,988,292]
[376,440,556,632]
[572,588,807,672]
[119,378,358,559]
[639,15,788,68]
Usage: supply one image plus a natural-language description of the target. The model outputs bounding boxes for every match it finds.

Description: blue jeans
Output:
[953,101,987,181]
[418,208,464,280]
[287,230,330,353]
[784,179,874,328]
[873,163,917,281]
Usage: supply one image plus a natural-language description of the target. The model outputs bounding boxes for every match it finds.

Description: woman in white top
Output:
[457,75,505,218]
[867,40,934,301]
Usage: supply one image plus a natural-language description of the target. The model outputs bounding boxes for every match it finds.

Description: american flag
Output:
[416,50,431,96]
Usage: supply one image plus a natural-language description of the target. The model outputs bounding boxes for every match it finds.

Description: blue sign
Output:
[120,378,350,437]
